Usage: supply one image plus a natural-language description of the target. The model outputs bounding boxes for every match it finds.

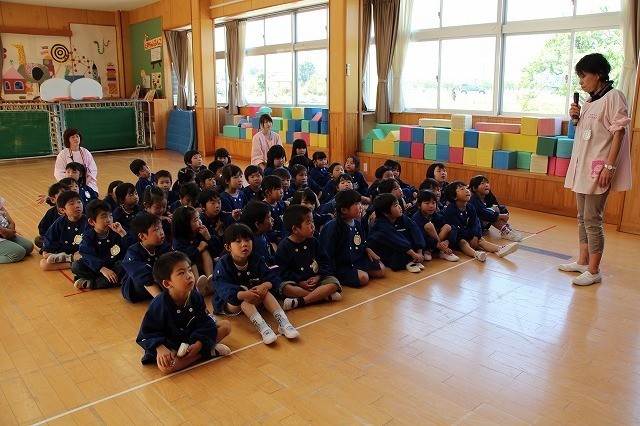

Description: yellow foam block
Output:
[463,147,477,166]
[310,133,319,147]
[521,116,539,135]
[530,154,549,174]
[476,149,493,168]
[292,107,304,119]
[373,140,395,155]
[502,133,538,153]
[318,134,328,148]
[246,129,254,140]
[278,131,286,141]
[450,130,465,148]
[419,118,451,128]
[424,128,437,144]
[477,131,502,151]
[451,114,472,131]
[384,130,401,142]
[281,120,288,131]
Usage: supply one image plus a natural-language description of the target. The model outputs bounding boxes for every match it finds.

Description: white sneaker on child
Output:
[439,251,459,262]
[260,326,278,344]
[474,251,487,262]
[326,292,342,302]
[496,242,520,258]
[502,228,523,242]
[406,262,421,273]
[47,252,71,264]
[74,278,90,289]
[423,251,432,261]
[417,262,426,270]
[212,343,231,357]
[278,323,300,339]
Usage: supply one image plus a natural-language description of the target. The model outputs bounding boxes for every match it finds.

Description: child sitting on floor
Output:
[468,175,522,242]
[130,159,155,200]
[35,182,70,249]
[113,183,141,230]
[411,190,459,262]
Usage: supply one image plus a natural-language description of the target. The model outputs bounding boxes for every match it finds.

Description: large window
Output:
[218,7,328,107]
[214,26,227,105]
[375,0,622,115]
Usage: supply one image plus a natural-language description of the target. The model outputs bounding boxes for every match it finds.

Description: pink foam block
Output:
[311,112,323,122]
[547,157,557,175]
[538,117,562,136]
[294,132,311,145]
[240,123,253,128]
[449,147,464,164]
[554,157,570,177]
[474,122,521,134]
[410,143,423,159]
[399,126,413,142]
[246,106,261,116]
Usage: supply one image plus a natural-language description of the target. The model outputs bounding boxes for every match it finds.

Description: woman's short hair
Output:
[575,53,611,82]
[62,128,82,148]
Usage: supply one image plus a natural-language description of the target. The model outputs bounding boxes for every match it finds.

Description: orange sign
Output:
[144,37,162,51]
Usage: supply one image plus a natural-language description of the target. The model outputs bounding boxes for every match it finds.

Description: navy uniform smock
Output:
[113,204,141,230]
[282,186,295,202]
[79,185,99,207]
[309,167,330,188]
[136,174,156,200]
[411,210,447,251]
[275,237,332,284]
[136,290,218,364]
[319,218,380,287]
[43,215,89,254]
[367,215,425,270]
[319,180,336,204]
[266,200,286,243]
[77,228,137,271]
[348,171,370,197]
[38,206,62,237]
[167,189,179,206]
[442,202,482,246]
[212,252,281,314]
[172,234,222,264]
[253,233,276,266]
[220,190,248,212]
[103,196,118,212]
[241,185,264,202]
[469,193,508,229]
[121,241,173,303]
[200,211,234,240]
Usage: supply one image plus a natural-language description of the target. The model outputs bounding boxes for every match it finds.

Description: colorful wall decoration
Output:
[70,24,120,98]
[129,17,164,98]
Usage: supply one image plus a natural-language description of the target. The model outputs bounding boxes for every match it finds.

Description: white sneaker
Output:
[474,251,487,262]
[502,228,523,242]
[212,343,231,357]
[417,262,426,270]
[439,251,459,262]
[572,271,602,286]
[406,262,421,273]
[496,242,520,258]
[278,323,300,339]
[260,326,277,344]
[74,278,90,289]
[423,251,432,261]
[47,252,71,264]
[326,292,342,302]
[558,262,588,273]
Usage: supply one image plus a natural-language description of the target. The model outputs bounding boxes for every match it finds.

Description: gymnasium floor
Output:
[1,149,639,424]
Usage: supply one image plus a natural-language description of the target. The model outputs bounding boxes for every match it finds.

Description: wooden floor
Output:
[1,149,639,425]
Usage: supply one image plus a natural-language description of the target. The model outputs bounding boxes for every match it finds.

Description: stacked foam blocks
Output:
[362,115,575,177]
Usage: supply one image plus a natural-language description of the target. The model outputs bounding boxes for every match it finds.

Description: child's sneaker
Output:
[496,242,520,258]
[406,262,421,273]
[212,343,231,357]
[278,323,300,339]
[474,251,487,262]
[423,251,432,261]
[502,228,523,242]
[417,262,425,270]
[439,251,459,262]
[325,292,342,302]
[74,278,90,289]
[196,275,212,296]
[260,326,278,344]
[47,252,71,264]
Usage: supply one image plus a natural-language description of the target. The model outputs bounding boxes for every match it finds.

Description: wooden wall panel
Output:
[1,3,48,29]
[87,10,116,26]
[46,7,87,30]
[129,2,162,25]
[619,128,640,234]
[0,5,4,26]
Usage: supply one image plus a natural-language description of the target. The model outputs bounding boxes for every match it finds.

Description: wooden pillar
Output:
[618,64,640,234]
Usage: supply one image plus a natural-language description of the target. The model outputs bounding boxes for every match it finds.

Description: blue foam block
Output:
[567,120,576,138]
[411,127,424,143]
[320,121,329,135]
[398,141,411,158]
[556,137,574,158]
[321,108,329,121]
[436,145,450,162]
[288,119,302,132]
[286,130,295,144]
[309,121,320,134]
[492,150,517,170]
[239,128,246,139]
[250,117,260,129]
[304,107,322,120]
[464,130,479,148]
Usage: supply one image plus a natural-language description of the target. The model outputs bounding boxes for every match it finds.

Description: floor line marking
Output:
[58,270,74,283]
[34,229,546,425]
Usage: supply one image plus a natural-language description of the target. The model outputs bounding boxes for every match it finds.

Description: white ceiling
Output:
[1,0,159,12]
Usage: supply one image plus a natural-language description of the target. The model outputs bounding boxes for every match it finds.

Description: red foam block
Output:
[410,143,423,159]
[399,126,413,142]
[554,157,570,177]
[449,147,464,164]
[475,122,521,134]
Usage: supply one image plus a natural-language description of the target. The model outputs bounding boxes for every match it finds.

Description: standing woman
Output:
[250,114,282,168]
[560,53,632,286]
[54,128,99,193]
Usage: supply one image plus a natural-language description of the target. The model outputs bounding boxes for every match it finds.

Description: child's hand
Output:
[366,247,380,262]
[35,194,46,205]
[109,222,126,236]
[298,280,314,291]
[183,341,202,360]
[413,253,425,263]
[239,290,261,304]
[100,267,118,283]
[231,209,242,221]
[156,345,175,369]
[197,241,209,253]
[436,241,449,251]
[469,236,479,248]
[198,225,211,240]
[214,220,225,235]
[162,215,172,223]
[250,284,268,299]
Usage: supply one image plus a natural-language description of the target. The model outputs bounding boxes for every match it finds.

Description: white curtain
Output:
[620,0,639,107]
[389,0,412,113]
[236,21,247,107]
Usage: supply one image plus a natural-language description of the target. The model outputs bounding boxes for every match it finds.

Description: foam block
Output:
[233,115,245,125]
[398,141,411,158]
[286,130,295,144]
[223,125,240,138]
[411,143,424,159]
[282,107,293,119]
[292,107,304,119]
[516,151,531,170]
[309,121,320,134]
[239,128,246,139]
[384,130,401,142]
[436,129,450,146]
[246,105,260,117]
[320,121,329,134]
[567,120,576,138]
[365,128,386,140]
[530,154,549,174]
[424,144,437,160]
[304,107,322,120]
[538,117,562,136]
[240,122,252,129]
[536,136,558,157]
[373,140,395,155]
[294,132,310,145]
[424,128,437,144]
[271,117,283,131]
[556,137,574,158]
[520,116,539,135]
[310,133,319,147]
[450,130,465,148]
[463,147,477,166]
[377,123,402,135]
[419,118,451,128]
[548,157,557,175]
[451,114,472,131]
[301,120,310,133]
[502,133,538,153]
[281,120,288,132]
[554,157,570,177]
[318,134,328,148]
[288,119,302,132]
[321,108,329,121]
[464,130,479,148]
[399,126,413,142]
[246,128,254,140]
[253,128,259,137]
[411,127,424,143]
[436,145,449,162]
[492,150,517,170]
[478,132,502,151]
[250,116,260,129]
[393,141,399,156]
[311,112,323,122]
[475,122,521,134]
[450,147,464,164]
[476,149,493,168]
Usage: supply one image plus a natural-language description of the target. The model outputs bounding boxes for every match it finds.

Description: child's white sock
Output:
[274,309,299,339]
[250,312,277,344]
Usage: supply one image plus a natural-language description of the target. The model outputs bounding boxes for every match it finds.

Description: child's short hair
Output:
[129,159,147,175]
[115,183,136,204]
[335,189,361,221]
[153,251,190,284]
[374,165,392,180]
[273,167,291,181]
[183,150,201,166]
[283,204,312,233]
[48,182,70,198]
[288,155,309,170]
[59,177,77,187]
[373,193,398,217]
[346,155,361,170]
[262,175,282,192]
[196,169,215,187]
[312,151,327,161]
[214,147,231,162]
[443,180,467,202]
[266,145,286,168]
[416,189,438,204]
[208,160,225,174]
[85,199,111,221]
[62,128,82,148]
[155,170,172,183]
[290,189,319,208]
[239,201,271,232]
[378,178,398,194]
[328,162,342,174]
[335,173,354,185]
[426,163,446,179]
[221,164,242,185]
[56,190,81,209]
[259,114,273,128]
[383,159,401,173]
[419,177,440,191]
[468,175,489,192]
[179,182,200,200]
[177,167,196,184]
[197,189,221,207]
[290,164,307,179]
[244,164,263,178]
[223,222,254,246]
[143,186,167,207]
[107,180,124,196]
[65,162,86,186]
[171,206,197,238]
[130,212,161,237]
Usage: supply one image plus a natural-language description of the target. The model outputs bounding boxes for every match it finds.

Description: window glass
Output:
[216,58,227,104]
[214,26,225,52]
[297,49,327,105]
[442,0,498,27]
[265,15,291,45]
[576,0,620,15]
[506,0,573,22]
[364,46,377,110]
[266,52,292,104]
[402,41,439,109]
[245,20,264,48]
[297,9,328,42]
[410,0,440,31]
[244,55,266,104]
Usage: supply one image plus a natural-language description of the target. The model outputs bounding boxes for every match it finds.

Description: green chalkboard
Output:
[63,107,138,151]
[0,110,52,158]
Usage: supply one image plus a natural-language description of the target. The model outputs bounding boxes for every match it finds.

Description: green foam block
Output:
[516,151,532,169]
[361,138,373,153]
[222,125,241,138]
[376,123,402,135]
[424,144,437,160]
[365,128,386,140]
[536,136,557,157]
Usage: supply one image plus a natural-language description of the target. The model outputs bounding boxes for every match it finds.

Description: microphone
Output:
[572,92,580,125]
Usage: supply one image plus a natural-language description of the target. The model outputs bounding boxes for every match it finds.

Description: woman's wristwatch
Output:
[604,164,616,171]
